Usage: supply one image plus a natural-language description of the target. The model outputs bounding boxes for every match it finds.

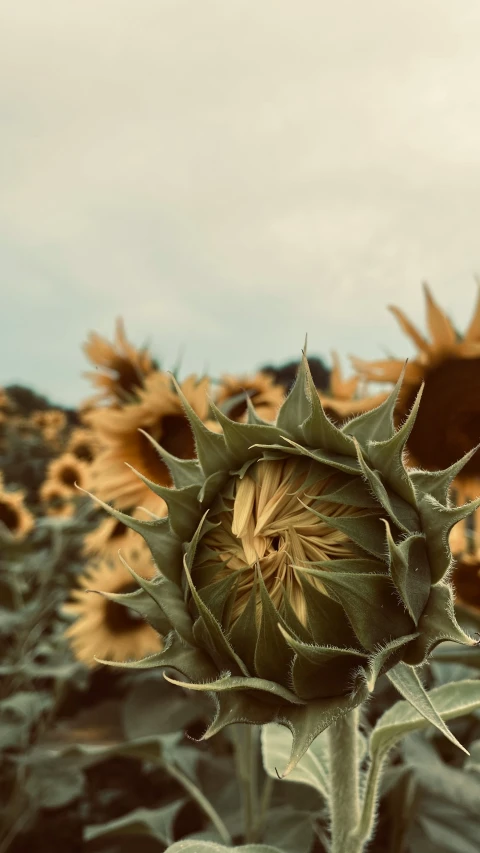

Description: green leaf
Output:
[262,723,366,804]
[202,691,279,739]
[164,672,304,706]
[387,663,467,753]
[208,401,281,463]
[170,376,233,476]
[313,473,378,509]
[85,800,184,844]
[79,493,184,583]
[280,627,368,700]
[413,803,480,853]
[300,353,356,456]
[417,494,480,583]
[302,510,388,559]
[343,371,402,444]
[402,583,475,666]
[431,642,480,671]
[364,633,419,691]
[228,580,258,673]
[137,428,204,489]
[275,355,312,440]
[364,385,423,507]
[409,444,479,504]
[310,571,415,650]
[254,568,293,688]
[371,677,480,759]
[110,569,193,643]
[24,758,84,809]
[122,678,203,740]
[384,525,431,623]
[277,687,368,775]
[402,735,480,817]
[300,575,360,649]
[263,807,315,853]
[187,564,249,677]
[0,691,52,748]
[274,440,361,475]
[261,722,331,799]
[126,475,201,541]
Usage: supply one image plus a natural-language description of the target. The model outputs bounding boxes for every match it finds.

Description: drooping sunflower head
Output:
[215,372,285,423]
[86,372,210,511]
[0,485,34,539]
[65,542,164,667]
[352,285,480,472]
[82,318,157,407]
[92,353,479,769]
[352,284,480,558]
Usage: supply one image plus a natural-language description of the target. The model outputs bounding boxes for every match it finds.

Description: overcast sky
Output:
[2,1,480,406]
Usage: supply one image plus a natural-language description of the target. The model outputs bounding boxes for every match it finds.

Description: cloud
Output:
[1,0,480,403]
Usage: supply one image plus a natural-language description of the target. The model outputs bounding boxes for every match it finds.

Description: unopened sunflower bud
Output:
[93,353,480,770]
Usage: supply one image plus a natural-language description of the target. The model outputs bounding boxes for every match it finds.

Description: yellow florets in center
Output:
[203,458,363,626]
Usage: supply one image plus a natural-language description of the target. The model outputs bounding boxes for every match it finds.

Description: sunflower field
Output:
[2,285,480,853]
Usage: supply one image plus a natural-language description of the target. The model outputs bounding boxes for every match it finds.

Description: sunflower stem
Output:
[255,773,274,839]
[327,708,364,853]
[233,724,260,842]
[164,762,232,846]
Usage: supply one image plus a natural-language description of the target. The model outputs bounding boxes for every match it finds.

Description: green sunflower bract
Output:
[92,354,480,772]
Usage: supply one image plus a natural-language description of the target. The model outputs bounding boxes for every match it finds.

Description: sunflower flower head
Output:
[82,318,157,407]
[352,284,480,560]
[215,372,284,423]
[39,480,74,518]
[31,409,67,442]
[46,453,90,493]
[92,352,479,771]
[83,510,148,560]
[452,555,480,616]
[0,483,34,540]
[65,541,164,667]
[86,371,210,511]
[67,427,99,464]
[319,352,389,423]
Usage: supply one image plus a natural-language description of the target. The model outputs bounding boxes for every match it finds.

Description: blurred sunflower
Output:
[318,353,389,423]
[65,542,162,666]
[352,284,480,557]
[86,372,210,510]
[0,388,13,417]
[67,427,99,464]
[83,511,145,559]
[39,480,74,518]
[46,452,90,493]
[31,409,67,442]
[452,555,480,616]
[215,372,284,422]
[0,481,34,539]
[83,318,157,406]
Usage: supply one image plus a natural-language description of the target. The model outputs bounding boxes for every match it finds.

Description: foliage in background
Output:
[1,292,480,853]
